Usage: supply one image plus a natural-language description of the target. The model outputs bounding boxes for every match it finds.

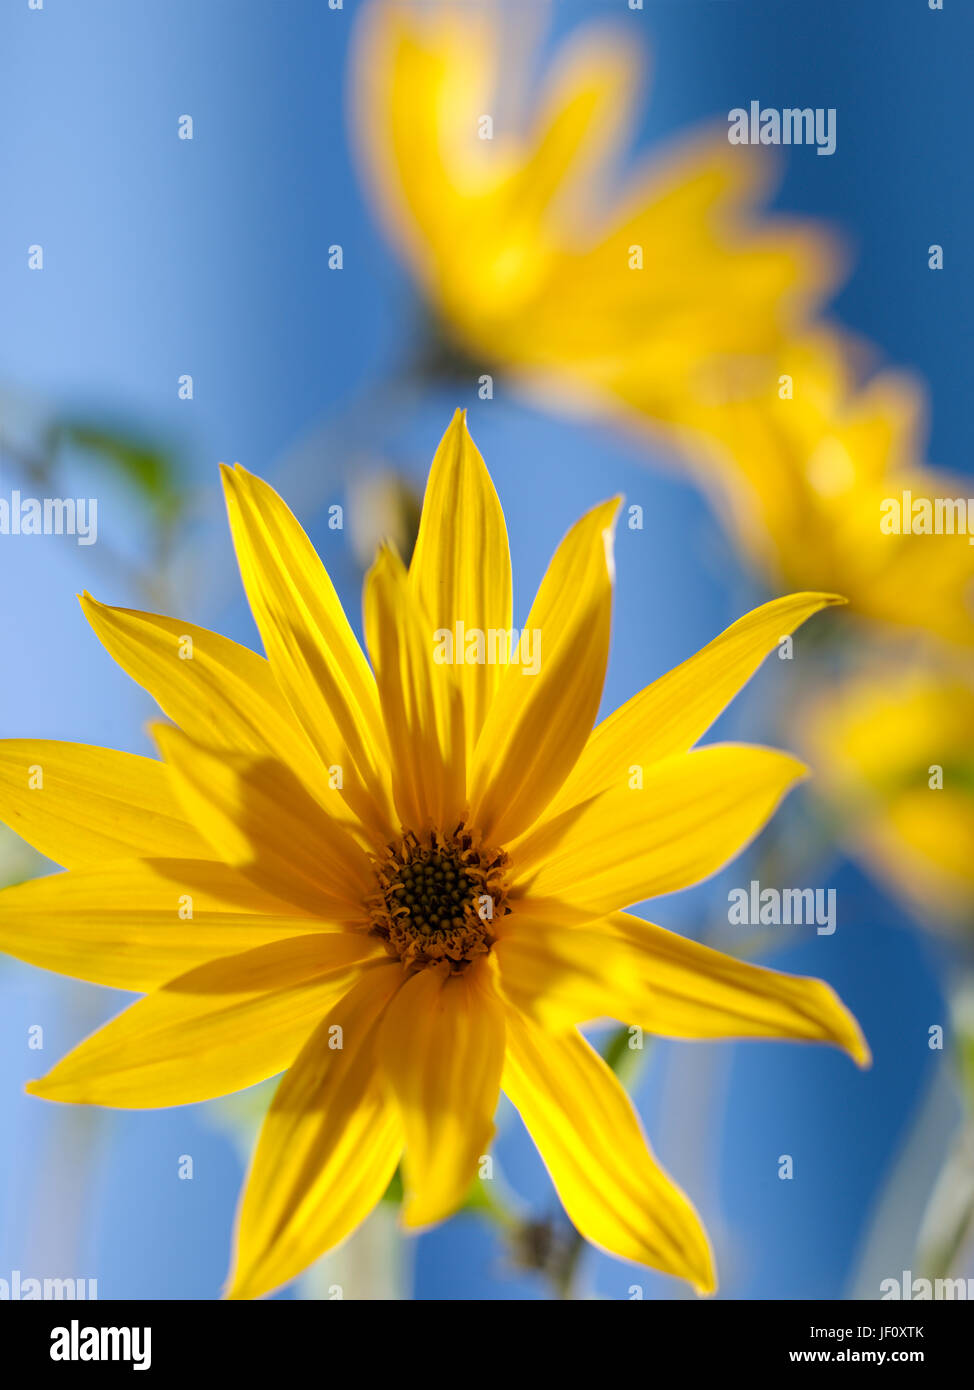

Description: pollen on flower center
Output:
[368,827,510,972]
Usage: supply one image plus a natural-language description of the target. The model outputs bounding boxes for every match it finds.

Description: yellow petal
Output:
[564,136,838,403]
[509,28,640,227]
[547,592,845,815]
[364,543,466,832]
[493,913,632,1030]
[227,963,403,1300]
[607,912,870,1065]
[800,663,974,922]
[377,958,505,1227]
[512,744,806,916]
[27,935,385,1108]
[154,724,372,921]
[503,1008,715,1291]
[469,498,620,844]
[0,858,331,991]
[220,463,394,840]
[80,593,341,812]
[353,0,837,415]
[0,740,208,868]
[408,411,512,759]
[353,1,503,308]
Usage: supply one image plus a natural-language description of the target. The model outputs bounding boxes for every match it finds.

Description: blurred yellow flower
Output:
[0,412,867,1299]
[674,332,974,646]
[800,659,974,928]
[352,0,836,423]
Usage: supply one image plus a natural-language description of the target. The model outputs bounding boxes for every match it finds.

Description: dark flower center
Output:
[369,826,510,972]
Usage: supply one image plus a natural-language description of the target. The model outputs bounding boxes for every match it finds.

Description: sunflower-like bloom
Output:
[352,1,836,424]
[0,413,868,1299]
[800,660,974,929]
[672,331,974,646]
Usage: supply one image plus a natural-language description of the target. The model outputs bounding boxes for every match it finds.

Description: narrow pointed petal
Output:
[227,964,403,1300]
[0,740,208,868]
[512,744,806,916]
[377,958,505,1227]
[547,592,845,815]
[353,2,504,311]
[493,914,633,1030]
[364,544,466,832]
[408,411,512,758]
[27,935,385,1109]
[508,30,640,221]
[0,858,339,991]
[220,463,395,839]
[606,911,870,1065]
[469,498,620,844]
[154,724,372,921]
[80,593,339,810]
[503,1009,715,1291]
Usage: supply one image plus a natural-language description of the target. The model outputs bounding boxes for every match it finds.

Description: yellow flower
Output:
[352,1,836,424]
[800,659,974,928]
[0,412,868,1299]
[672,331,974,645]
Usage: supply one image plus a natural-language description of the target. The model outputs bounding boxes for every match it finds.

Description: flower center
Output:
[368,826,510,972]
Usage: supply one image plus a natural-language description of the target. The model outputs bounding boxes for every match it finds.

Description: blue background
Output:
[0,0,970,1300]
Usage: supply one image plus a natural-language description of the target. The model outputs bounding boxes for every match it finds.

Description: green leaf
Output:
[53,419,183,517]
